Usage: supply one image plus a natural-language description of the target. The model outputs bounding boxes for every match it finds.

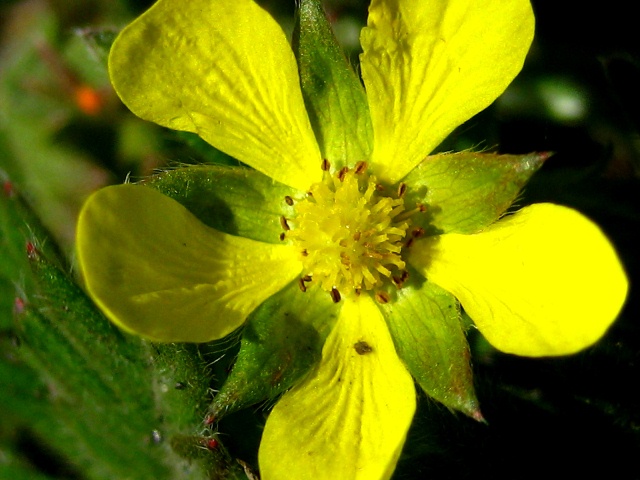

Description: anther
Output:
[405,237,415,248]
[279,232,286,241]
[375,291,391,304]
[298,278,307,292]
[284,196,294,206]
[354,161,368,174]
[302,275,312,282]
[396,204,427,222]
[330,287,341,303]
[280,216,290,231]
[301,249,308,256]
[321,159,331,171]
[337,166,349,182]
[397,182,407,198]
[391,271,409,288]
[411,227,425,238]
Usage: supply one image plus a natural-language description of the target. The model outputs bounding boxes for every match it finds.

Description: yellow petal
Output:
[361,0,534,183]
[76,185,302,343]
[259,295,416,480]
[409,203,628,356]
[109,0,322,191]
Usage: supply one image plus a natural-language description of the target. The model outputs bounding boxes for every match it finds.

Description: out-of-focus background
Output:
[2,0,639,478]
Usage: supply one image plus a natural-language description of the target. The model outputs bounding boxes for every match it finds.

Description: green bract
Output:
[76,0,628,479]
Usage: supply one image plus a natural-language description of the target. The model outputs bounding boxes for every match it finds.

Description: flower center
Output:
[284,161,425,303]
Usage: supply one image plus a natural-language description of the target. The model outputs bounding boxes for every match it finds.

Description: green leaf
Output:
[379,275,481,419]
[293,0,373,167]
[403,151,549,235]
[145,165,299,243]
[209,280,339,419]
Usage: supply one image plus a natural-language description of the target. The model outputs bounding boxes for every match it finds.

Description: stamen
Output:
[375,291,391,304]
[330,287,341,303]
[286,167,426,301]
[284,196,294,206]
[321,159,331,171]
[354,161,368,174]
[411,227,425,238]
[279,232,286,241]
[396,204,426,222]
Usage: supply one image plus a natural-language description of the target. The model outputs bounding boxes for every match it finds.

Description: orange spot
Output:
[74,85,103,116]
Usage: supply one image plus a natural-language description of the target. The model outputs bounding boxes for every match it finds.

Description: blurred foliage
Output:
[1,0,639,479]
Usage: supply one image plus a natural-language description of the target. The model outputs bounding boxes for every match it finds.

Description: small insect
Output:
[284,195,294,206]
[354,341,373,355]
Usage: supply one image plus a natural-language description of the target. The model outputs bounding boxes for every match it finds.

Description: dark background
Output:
[1,0,638,478]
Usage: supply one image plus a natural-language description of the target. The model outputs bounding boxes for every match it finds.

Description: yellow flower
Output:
[76,0,628,478]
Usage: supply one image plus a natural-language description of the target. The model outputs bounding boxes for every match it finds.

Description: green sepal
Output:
[379,274,481,419]
[293,0,373,167]
[144,164,299,243]
[209,281,339,420]
[403,151,549,235]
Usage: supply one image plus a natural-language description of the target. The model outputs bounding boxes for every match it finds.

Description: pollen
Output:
[287,164,414,298]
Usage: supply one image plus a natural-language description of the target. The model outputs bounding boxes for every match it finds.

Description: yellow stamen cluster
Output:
[287,163,412,298]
